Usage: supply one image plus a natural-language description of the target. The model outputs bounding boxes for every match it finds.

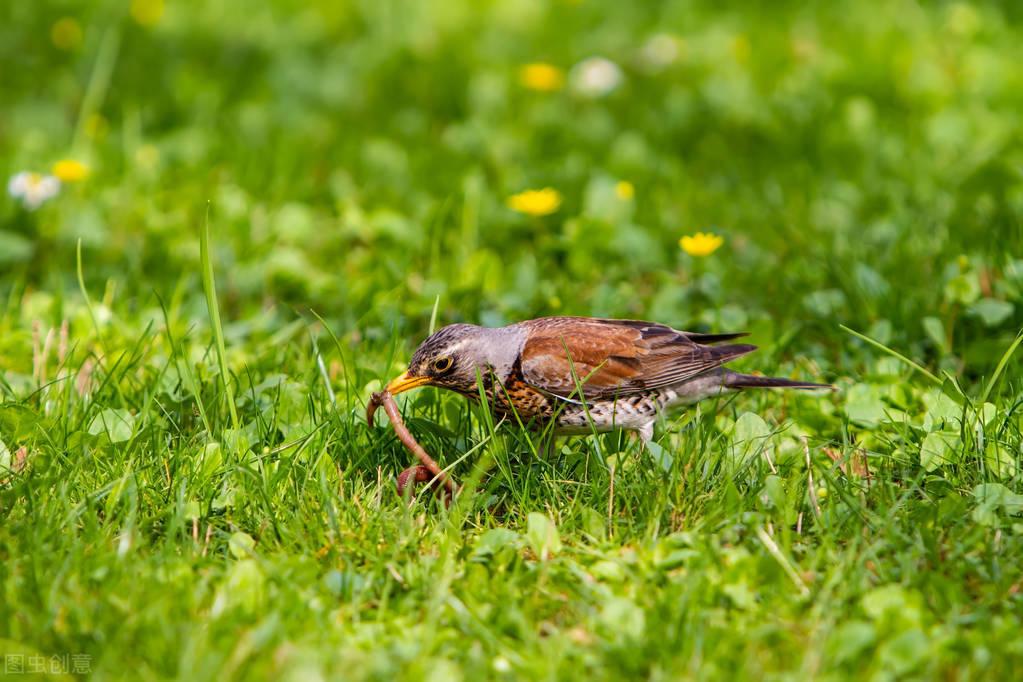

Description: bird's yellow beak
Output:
[385,371,431,395]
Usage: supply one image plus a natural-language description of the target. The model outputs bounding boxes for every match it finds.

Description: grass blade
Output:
[979,330,1023,405]
[199,204,240,430]
[840,324,941,385]
[76,239,100,338]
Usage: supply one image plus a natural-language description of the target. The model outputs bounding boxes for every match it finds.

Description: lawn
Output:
[2,0,1023,679]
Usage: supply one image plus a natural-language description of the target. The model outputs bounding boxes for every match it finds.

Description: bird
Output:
[384,316,831,443]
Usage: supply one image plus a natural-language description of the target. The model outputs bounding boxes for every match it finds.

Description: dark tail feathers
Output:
[725,373,833,390]
[684,331,750,344]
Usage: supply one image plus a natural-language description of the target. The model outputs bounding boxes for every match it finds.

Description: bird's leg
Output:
[628,422,654,449]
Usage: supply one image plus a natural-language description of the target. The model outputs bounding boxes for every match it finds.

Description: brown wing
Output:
[517,317,756,400]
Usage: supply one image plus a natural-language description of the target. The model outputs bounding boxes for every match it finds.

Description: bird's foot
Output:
[627,422,654,447]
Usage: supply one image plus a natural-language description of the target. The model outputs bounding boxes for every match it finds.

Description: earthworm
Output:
[368,391,458,500]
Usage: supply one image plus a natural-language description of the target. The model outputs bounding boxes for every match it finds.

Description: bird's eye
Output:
[433,356,453,373]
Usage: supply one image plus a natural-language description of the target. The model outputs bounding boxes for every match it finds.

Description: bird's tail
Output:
[724,372,833,391]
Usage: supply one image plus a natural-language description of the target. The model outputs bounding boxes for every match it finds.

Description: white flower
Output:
[639,34,682,71]
[570,57,623,98]
[8,172,60,210]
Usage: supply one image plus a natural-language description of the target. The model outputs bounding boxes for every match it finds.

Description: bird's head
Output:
[385,323,524,397]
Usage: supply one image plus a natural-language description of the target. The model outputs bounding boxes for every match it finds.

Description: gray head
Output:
[385,323,525,396]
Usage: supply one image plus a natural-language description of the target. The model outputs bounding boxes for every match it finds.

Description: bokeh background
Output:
[4,0,1022,370]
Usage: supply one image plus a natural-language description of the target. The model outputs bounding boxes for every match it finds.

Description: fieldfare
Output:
[385,316,830,442]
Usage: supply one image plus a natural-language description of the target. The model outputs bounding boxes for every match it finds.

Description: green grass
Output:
[3,0,1023,679]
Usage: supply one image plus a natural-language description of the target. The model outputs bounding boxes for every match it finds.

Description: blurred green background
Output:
[3,0,1022,372]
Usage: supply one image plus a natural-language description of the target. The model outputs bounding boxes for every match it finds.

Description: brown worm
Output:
[368,391,458,500]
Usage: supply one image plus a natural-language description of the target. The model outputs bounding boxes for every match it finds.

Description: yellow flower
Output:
[130,0,164,26]
[51,17,83,50]
[52,159,90,183]
[519,63,564,92]
[679,232,724,257]
[506,188,562,217]
[615,181,634,200]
